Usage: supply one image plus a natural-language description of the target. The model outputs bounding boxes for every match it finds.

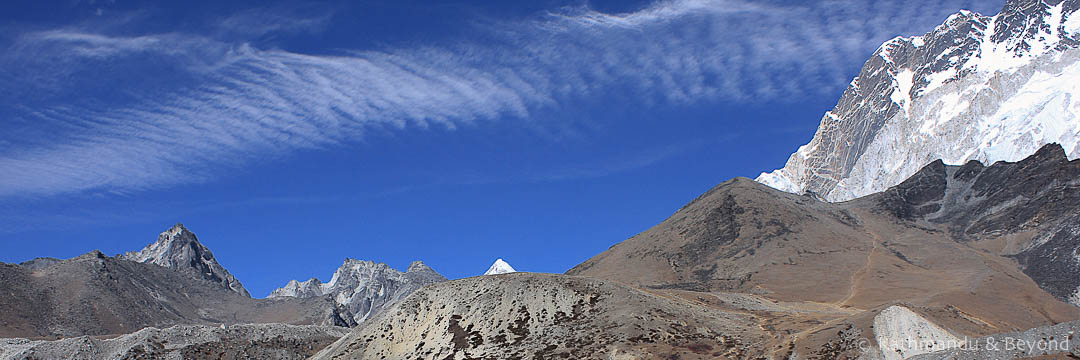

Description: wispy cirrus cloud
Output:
[214,3,334,38]
[0,0,1003,197]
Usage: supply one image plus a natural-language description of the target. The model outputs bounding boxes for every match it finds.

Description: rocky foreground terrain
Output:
[312,273,772,359]
[911,320,1080,359]
[0,324,346,360]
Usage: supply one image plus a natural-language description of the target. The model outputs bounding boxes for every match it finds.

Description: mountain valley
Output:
[4,0,1080,359]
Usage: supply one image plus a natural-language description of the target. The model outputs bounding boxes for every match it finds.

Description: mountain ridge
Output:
[0,248,353,338]
[268,258,447,325]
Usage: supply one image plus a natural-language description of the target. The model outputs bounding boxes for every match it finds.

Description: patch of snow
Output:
[891,69,916,116]
[919,92,969,135]
[965,3,1066,74]
[483,259,517,275]
[923,66,956,94]
[756,169,800,194]
[945,10,975,25]
[1046,3,1066,46]
[1066,11,1080,35]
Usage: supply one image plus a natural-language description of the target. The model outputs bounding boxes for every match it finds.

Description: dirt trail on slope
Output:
[839,230,881,308]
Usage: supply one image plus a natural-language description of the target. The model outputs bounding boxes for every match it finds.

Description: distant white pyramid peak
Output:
[483,258,517,275]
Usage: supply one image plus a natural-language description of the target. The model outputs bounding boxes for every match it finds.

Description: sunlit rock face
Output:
[269,258,447,324]
[121,222,251,297]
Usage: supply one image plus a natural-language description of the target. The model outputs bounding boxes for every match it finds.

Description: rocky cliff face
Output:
[269,259,446,324]
[120,223,250,297]
[758,0,1080,202]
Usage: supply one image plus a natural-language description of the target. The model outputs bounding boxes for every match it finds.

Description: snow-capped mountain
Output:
[483,258,516,275]
[269,259,446,324]
[758,0,1080,202]
[120,223,250,297]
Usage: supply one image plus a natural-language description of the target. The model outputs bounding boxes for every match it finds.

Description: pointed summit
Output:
[268,277,324,298]
[483,258,516,275]
[407,260,434,273]
[120,223,250,297]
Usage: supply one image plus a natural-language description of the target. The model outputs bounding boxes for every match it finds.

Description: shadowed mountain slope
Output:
[0,235,354,338]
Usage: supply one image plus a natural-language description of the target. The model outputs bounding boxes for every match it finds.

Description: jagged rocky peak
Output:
[758,0,1080,202]
[483,258,517,275]
[120,222,251,297]
[407,260,434,273]
[269,257,447,324]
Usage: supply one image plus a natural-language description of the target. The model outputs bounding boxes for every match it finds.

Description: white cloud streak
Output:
[0,0,1004,197]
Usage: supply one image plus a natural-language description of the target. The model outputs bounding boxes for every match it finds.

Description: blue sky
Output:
[0,0,1004,297]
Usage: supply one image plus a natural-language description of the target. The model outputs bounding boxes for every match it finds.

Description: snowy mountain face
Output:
[269,259,447,324]
[758,0,1080,202]
[120,223,250,297]
[483,259,516,275]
